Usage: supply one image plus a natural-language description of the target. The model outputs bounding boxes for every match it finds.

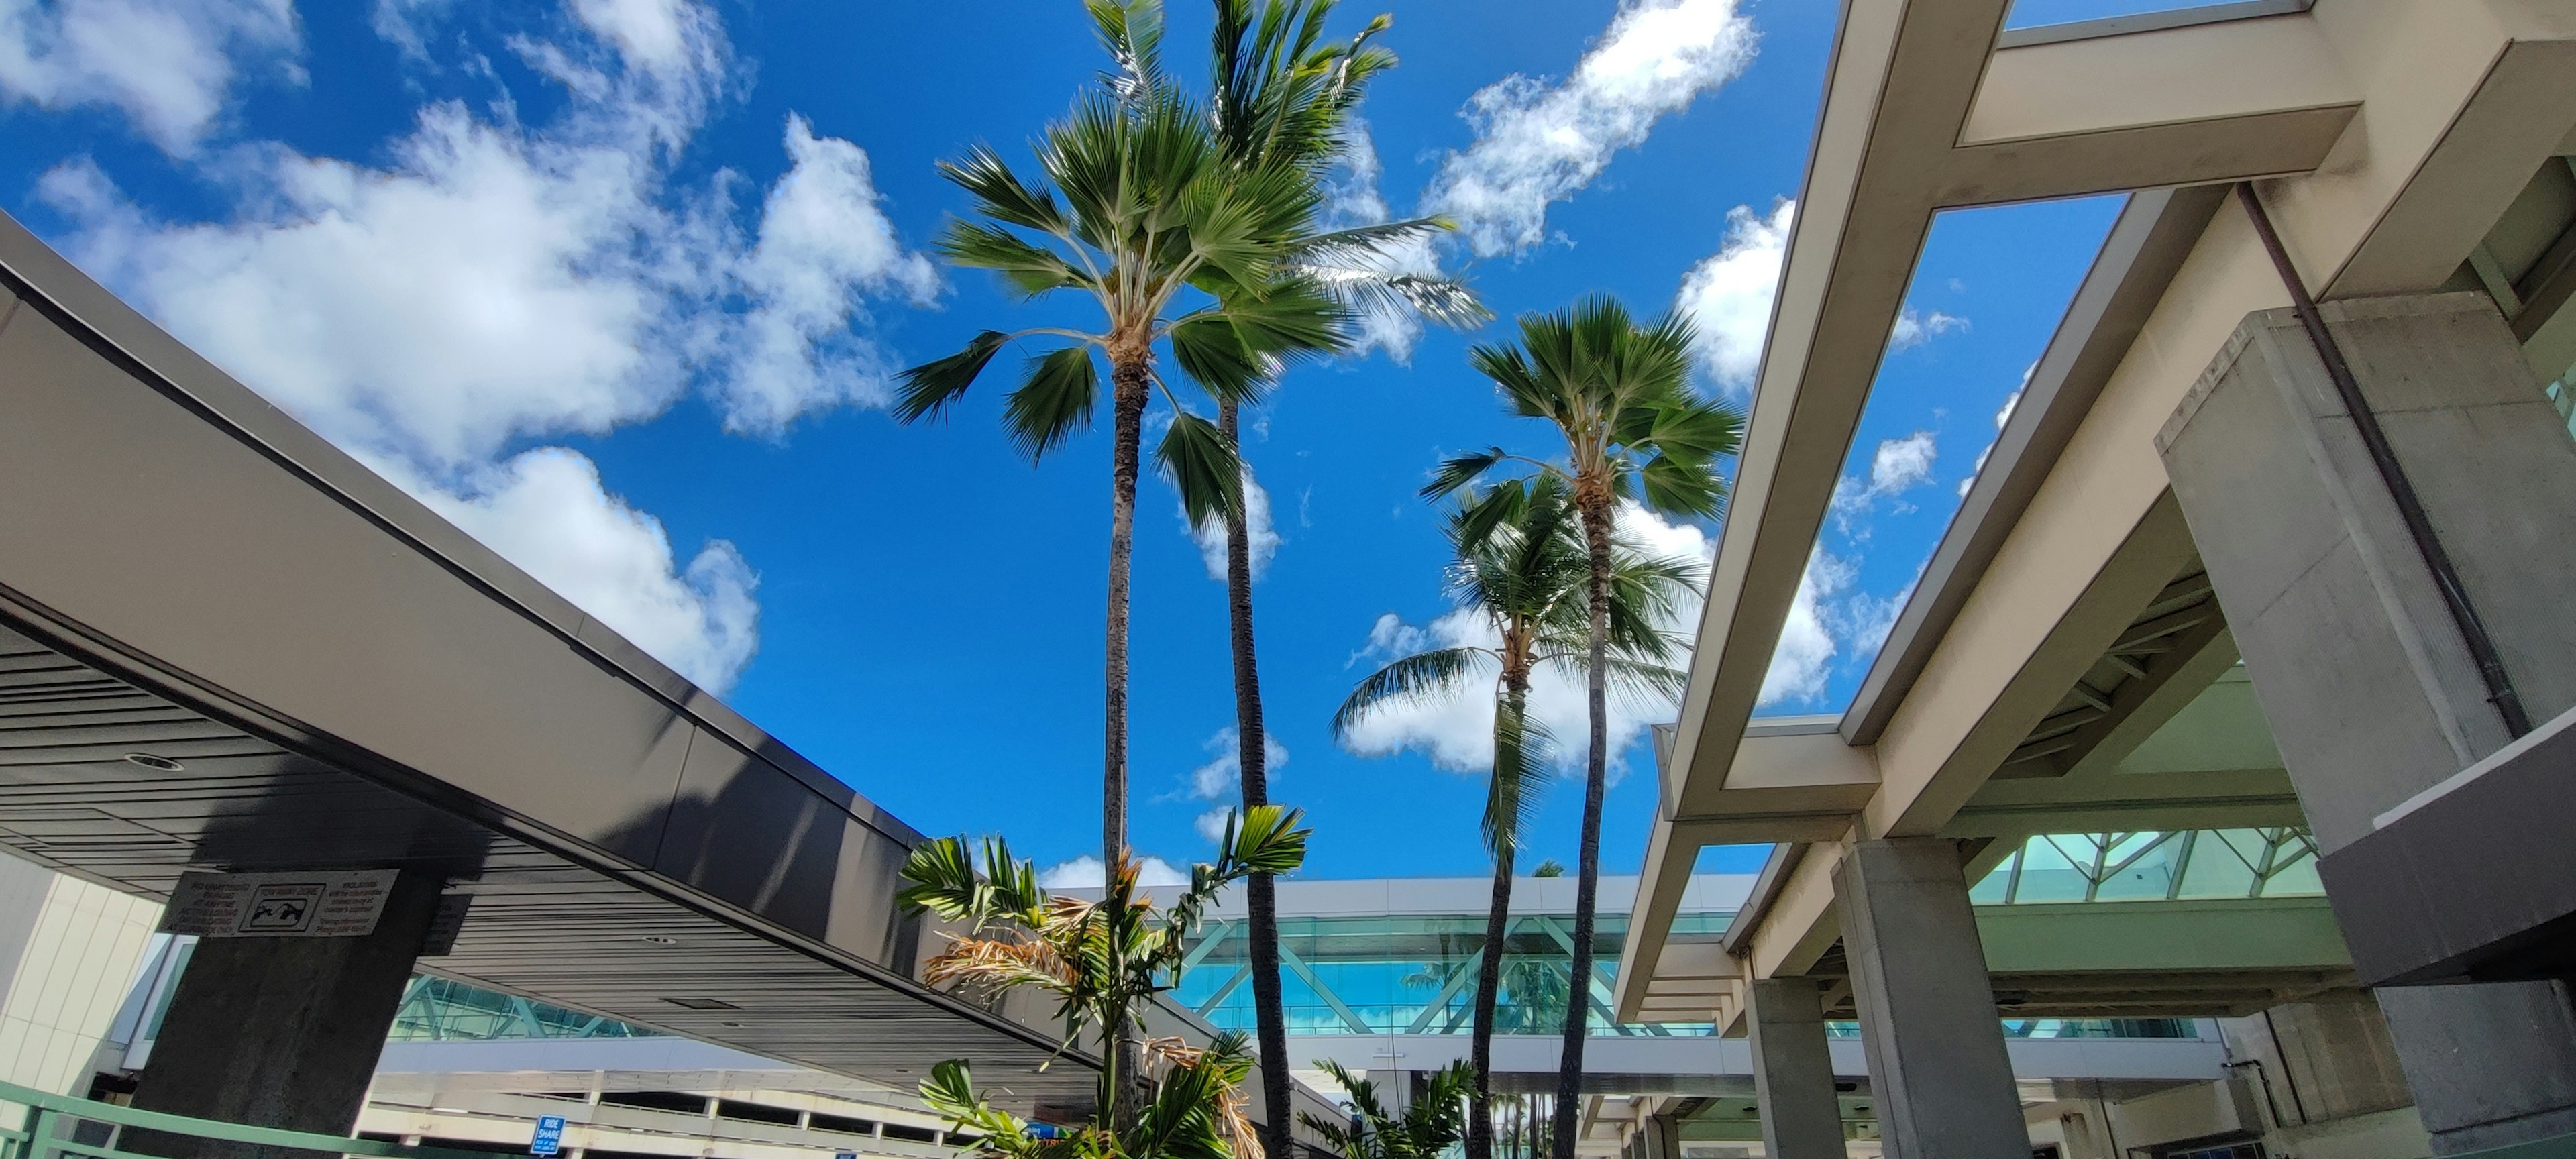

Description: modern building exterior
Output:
[0,847,2252,1159]
[1613,1,2576,1158]
[0,205,1100,1140]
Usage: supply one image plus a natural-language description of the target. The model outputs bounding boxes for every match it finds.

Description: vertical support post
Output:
[1746,978,1847,1159]
[1835,839,2027,1159]
[129,871,443,1158]
[2162,292,2576,1153]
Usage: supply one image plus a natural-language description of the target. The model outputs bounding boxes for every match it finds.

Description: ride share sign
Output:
[158,869,399,938]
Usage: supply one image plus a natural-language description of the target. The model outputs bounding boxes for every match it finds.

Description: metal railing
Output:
[0,1079,513,1159]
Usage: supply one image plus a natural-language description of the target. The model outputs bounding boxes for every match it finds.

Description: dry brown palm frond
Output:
[924,933,1075,997]
[1214,1081,1265,1159]
[1036,895,1097,939]
[1141,1035,1203,1072]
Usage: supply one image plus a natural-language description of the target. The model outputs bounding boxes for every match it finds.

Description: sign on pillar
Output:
[156,869,400,938]
[531,1115,568,1156]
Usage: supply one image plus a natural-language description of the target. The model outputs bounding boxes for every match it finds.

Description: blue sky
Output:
[0,0,2155,881]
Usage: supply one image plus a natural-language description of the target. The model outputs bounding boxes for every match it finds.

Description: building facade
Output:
[1613,3,2576,1158]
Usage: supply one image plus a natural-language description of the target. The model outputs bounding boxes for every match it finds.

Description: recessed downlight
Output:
[641,935,680,946]
[123,753,184,772]
[664,996,739,1011]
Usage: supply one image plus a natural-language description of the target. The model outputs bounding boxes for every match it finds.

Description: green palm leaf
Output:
[1003,346,1101,461]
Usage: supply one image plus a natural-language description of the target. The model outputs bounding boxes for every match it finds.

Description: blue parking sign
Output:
[531,1115,567,1156]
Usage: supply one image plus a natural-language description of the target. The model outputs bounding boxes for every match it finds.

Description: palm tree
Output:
[896,4,1346,877]
[1302,1060,1474,1159]
[1424,297,1741,1159]
[900,805,1310,1142]
[1199,5,1485,1152]
[1332,477,1699,1159]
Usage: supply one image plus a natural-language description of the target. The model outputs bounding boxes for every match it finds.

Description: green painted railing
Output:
[0,1079,513,1159]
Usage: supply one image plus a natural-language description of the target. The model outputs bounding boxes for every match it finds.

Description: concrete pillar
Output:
[130,870,443,1157]
[1746,978,1847,1159]
[1835,839,2027,1159]
[1638,1111,1682,1159]
[2161,292,2576,1153]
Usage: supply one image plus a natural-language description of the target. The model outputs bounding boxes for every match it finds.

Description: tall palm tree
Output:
[1332,476,1699,1159]
[896,2,1348,877]
[1424,298,1742,1159]
[1200,4,1485,1152]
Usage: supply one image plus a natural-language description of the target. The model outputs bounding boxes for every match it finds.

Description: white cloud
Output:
[40,115,687,467]
[1185,727,1290,842]
[30,0,935,696]
[1039,854,1191,890]
[1829,430,1938,531]
[1890,307,1966,349]
[382,447,760,692]
[1960,366,2031,496]
[1185,470,1280,582]
[1318,121,1444,362]
[370,0,449,60]
[1338,504,1711,775]
[569,0,704,76]
[0,0,299,153]
[1675,198,1791,392]
[1756,550,1919,711]
[1759,551,1846,708]
[1674,199,1967,394]
[1426,0,1757,256]
[717,113,941,433]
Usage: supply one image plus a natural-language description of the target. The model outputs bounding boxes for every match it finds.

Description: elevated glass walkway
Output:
[1164,834,2320,1044]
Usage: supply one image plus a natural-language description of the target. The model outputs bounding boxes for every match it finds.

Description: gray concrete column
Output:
[2161,292,2576,1153]
[131,870,443,1157]
[1835,838,2027,1159]
[1638,1111,1682,1159]
[1746,978,1847,1159]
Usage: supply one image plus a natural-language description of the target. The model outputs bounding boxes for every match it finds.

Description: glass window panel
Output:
[2261,848,2325,897]
[2012,836,2091,903]
[2177,830,2261,899]
[1970,851,2017,903]
[2095,833,2183,901]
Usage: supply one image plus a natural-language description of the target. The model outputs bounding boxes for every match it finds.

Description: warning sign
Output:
[159,870,398,938]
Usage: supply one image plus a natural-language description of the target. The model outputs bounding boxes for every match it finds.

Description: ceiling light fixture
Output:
[123,753,184,771]
[641,935,680,946]
[663,997,740,1011]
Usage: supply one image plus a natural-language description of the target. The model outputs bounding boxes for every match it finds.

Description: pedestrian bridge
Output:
[0,211,1085,1106]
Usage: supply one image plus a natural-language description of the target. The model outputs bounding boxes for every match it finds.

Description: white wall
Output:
[0,852,162,1095]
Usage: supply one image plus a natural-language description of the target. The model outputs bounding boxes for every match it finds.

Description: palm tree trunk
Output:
[1106,349,1149,1135]
[1104,352,1146,866]
[1550,488,1615,1159]
[1219,402,1295,1159]
[1469,673,1531,1159]
[1468,830,1513,1159]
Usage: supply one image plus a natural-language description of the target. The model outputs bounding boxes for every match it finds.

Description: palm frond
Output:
[1640,450,1725,519]
[1331,647,1491,736]
[941,220,1090,298]
[1286,217,1449,263]
[1217,804,1310,879]
[1483,691,1553,859]
[1421,447,1508,502]
[1303,268,1490,330]
[1002,346,1102,461]
[938,145,1069,235]
[1087,0,1165,105]
[1155,408,1244,527]
[895,835,985,920]
[895,331,1011,424]
[924,933,1077,997]
[1167,311,1270,403]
